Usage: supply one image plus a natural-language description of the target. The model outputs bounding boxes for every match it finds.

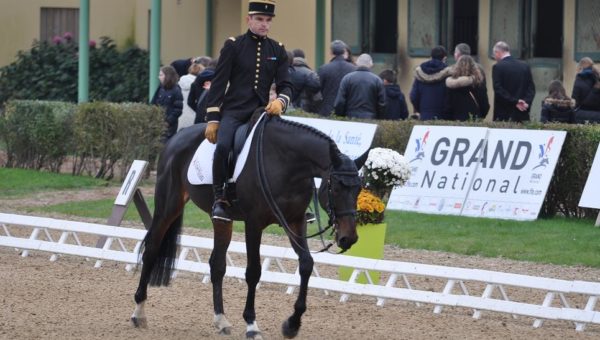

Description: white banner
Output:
[579,143,600,209]
[387,126,566,221]
[283,116,377,160]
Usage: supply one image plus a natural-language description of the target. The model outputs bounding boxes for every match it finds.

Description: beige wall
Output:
[0,0,136,67]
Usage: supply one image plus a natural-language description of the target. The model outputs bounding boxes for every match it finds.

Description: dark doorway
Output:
[534,0,563,58]
[453,0,478,55]
[371,0,398,53]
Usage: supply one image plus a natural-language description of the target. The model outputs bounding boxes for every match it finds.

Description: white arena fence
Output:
[1,212,599,332]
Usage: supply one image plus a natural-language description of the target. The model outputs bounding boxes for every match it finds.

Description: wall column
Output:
[149,0,162,102]
[77,0,90,103]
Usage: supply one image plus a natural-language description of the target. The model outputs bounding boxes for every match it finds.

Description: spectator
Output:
[194,56,213,68]
[289,50,321,113]
[491,41,536,122]
[317,40,356,116]
[409,45,452,120]
[170,57,194,77]
[540,80,576,123]
[343,43,354,64]
[379,69,408,120]
[192,68,216,124]
[453,42,488,100]
[151,65,183,142]
[188,58,216,120]
[178,62,204,130]
[571,57,600,112]
[292,48,305,59]
[444,55,489,121]
[334,53,385,119]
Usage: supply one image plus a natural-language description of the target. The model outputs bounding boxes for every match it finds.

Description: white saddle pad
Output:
[187,113,266,185]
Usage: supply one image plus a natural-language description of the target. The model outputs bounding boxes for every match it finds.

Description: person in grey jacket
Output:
[289,53,321,113]
[316,40,356,116]
[334,53,386,119]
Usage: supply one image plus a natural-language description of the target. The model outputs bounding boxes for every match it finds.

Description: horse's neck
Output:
[268,122,334,177]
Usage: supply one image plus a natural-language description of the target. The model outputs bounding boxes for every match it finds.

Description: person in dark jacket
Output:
[540,80,576,123]
[334,53,385,119]
[491,41,536,122]
[204,1,292,221]
[409,46,452,120]
[443,55,490,121]
[170,57,194,77]
[571,57,600,112]
[289,53,321,113]
[379,69,408,120]
[191,68,216,124]
[316,40,356,116]
[151,65,183,142]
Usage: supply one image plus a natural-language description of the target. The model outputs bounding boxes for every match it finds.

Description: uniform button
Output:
[255,80,258,84]
[258,47,261,51]
[257,58,260,62]
[256,63,260,67]
[254,86,257,89]
[257,52,261,56]
[255,74,259,78]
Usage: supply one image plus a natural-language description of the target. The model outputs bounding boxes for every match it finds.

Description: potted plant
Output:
[339,147,411,284]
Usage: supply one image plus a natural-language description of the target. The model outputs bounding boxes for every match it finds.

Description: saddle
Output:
[187,110,264,187]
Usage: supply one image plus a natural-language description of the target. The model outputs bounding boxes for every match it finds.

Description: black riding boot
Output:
[212,184,231,222]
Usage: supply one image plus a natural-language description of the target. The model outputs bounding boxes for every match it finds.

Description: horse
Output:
[131,114,364,339]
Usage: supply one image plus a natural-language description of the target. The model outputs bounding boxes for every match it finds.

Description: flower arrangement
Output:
[356,189,385,225]
[356,147,411,225]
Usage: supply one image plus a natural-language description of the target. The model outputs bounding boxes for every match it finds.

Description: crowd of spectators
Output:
[157,39,600,133]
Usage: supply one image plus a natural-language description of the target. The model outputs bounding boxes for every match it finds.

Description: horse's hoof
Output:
[281,319,300,339]
[214,314,232,335]
[131,316,147,328]
[246,330,263,340]
[218,327,232,335]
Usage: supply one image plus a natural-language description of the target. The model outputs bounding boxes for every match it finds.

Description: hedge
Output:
[0,100,164,179]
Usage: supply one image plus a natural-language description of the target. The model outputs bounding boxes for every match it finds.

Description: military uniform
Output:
[206,24,292,221]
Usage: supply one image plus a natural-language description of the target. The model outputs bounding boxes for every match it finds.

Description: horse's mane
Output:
[273,117,343,166]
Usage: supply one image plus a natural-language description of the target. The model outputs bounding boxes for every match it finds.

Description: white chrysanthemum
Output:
[363,147,411,190]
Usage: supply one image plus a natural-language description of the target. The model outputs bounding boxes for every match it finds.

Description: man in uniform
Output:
[205,0,292,222]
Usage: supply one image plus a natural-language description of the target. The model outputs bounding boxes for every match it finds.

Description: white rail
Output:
[1,212,598,331]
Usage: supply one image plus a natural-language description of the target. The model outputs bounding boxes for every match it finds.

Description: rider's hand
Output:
[265,99,284,116]
[205,122,219,144]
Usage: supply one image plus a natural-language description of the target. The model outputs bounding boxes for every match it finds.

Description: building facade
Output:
[1,0,599,119]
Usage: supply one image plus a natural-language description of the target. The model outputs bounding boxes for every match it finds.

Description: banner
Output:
[579,143,600,209]
[387,126,566,221]
[283,116,377,160]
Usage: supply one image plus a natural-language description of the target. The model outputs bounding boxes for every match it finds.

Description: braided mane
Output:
[273,117,343,166]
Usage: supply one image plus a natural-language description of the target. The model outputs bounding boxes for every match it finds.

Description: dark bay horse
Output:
[131,115,363,339]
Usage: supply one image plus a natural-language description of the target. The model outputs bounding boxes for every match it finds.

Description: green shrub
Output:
[72,101,164,179]
[0,100,76,172]
[0,35,149,106]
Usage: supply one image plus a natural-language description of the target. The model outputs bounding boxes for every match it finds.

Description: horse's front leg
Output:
[210,220,234,335]
[282,222,313,339]
[243,228,264,339]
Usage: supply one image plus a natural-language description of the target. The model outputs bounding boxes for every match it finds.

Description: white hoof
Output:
[131,316,147,328]
[246,321,263,339]
[213,313,232,335]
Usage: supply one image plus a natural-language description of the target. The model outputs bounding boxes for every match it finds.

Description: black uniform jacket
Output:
[206,30,292,121]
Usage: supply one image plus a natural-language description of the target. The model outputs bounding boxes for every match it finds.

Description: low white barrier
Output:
[1,212,599,332]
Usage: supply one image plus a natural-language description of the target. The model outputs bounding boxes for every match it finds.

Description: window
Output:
[489,0,563,59]
[332,0,398,55]
[40,7,79,42]
[409,0,479,57]
[575,0,600,61]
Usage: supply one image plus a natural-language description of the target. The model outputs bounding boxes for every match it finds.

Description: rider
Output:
[205,0,293,222]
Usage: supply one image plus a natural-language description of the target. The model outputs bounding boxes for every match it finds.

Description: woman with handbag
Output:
[443,55,490,121]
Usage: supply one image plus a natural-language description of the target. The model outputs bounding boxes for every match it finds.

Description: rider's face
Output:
[247,14,272,37]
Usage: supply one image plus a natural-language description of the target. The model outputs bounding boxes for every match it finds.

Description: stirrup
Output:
[212,199,232,222]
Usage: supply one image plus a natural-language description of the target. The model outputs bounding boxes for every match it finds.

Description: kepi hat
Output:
[248,0,276,17]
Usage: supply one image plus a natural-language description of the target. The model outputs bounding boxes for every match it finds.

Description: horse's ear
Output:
[354,149,369,170]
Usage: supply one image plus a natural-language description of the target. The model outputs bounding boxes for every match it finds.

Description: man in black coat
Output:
[334,53,386,119]
[289,52,321,113]
[204,0,292,221]
[316,40,356,116]
[491,41,536,122]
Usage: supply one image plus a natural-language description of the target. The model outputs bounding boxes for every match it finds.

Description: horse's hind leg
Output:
[210,220,234,335]
[282,223,313,339]
[131,176,187,328]
[242,228,264,339]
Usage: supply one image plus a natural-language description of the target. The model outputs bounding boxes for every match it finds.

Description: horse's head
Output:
[320,154,362,251]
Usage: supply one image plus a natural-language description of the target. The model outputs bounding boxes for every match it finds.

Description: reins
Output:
[255,115,337,253]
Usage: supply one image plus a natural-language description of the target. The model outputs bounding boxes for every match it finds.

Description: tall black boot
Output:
[211,184,231,222]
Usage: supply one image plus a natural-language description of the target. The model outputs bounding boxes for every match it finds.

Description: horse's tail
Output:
[138,213,184,287]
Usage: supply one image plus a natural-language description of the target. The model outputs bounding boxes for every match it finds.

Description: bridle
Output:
[255,115,358,253]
